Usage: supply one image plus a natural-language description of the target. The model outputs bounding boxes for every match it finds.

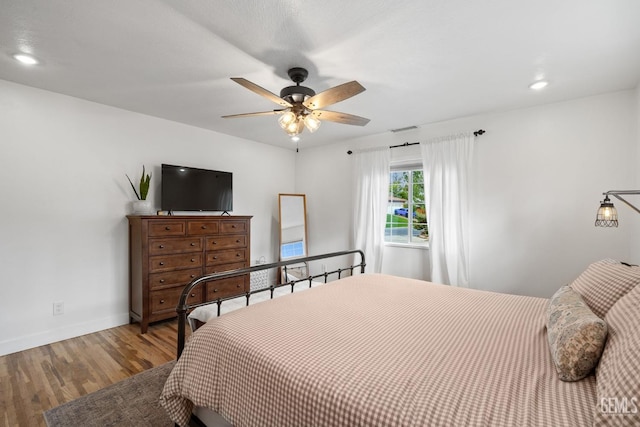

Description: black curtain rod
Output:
[347,129,485,155]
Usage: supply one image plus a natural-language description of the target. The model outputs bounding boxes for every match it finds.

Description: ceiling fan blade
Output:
[222,110,285,119]
[231,77,292,108]
[303,81,366,110]
[312,110,370,126]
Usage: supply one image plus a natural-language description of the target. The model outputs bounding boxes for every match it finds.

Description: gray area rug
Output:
[43,361,176,427]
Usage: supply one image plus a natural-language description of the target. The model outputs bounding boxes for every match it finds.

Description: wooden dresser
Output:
[127,215,251,333]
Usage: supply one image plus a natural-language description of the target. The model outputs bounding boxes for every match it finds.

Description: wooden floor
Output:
[0,319,184,427]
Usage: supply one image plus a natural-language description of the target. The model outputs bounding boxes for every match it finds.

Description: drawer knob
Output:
[236,239,240,243]
[191,258,195,262]
[213,256,218,260]
[201,225,207,229]
[190,293,196,298]
[159,245,164,249]
[212,241,217,245]
[159,262,165,266]
[165,226,171,231]
[190,274,195,278]
[160,299,165,304]
[190,242,195,246]
[232,225,236,228]
[236,284,240,288]
[159,279,165,283]
[213,289,218,293]
[236,253,240,257]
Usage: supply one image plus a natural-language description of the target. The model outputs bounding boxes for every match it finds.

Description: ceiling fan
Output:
[222,67,370,138]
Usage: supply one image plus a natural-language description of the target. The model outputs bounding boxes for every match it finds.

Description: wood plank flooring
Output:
[0,319,184,427]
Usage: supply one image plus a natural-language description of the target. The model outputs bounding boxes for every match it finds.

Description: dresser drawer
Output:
[149,253,203,273]
[206,235,246,251]
[149,237,203,255]
[148,268,202,290]
[206,249,246,266]
[205,262,246,275]
[150,287,202,314]
[148,221,186,237]
[205,277,246,300]
[220,221,246,234]
[187,220,219,235]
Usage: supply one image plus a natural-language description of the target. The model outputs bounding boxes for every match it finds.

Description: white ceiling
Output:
[2,0,640,150]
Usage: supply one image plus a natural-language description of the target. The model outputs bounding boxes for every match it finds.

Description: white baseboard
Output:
[0,313,130,356]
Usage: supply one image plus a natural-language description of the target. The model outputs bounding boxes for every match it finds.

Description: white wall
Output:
[632,84,640,260]
[296,90,638,298]
[0,79,296,355]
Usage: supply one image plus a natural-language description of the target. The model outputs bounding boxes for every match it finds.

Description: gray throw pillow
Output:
[547,285,608,381]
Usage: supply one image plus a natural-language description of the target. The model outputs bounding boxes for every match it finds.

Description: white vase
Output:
[132,200,153,215]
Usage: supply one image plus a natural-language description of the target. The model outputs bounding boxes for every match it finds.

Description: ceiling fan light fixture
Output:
[284,119,302,136]
[278,111,297,129]
[304,114,321,133]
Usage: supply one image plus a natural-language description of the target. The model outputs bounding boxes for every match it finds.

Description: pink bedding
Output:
[161,274,597,426]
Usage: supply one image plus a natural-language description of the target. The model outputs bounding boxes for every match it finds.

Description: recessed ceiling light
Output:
[13,53,39,65]
[529,80,548,90]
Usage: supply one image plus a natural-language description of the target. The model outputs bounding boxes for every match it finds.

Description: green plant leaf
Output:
[140,169,151,200]
[126,174,141,200]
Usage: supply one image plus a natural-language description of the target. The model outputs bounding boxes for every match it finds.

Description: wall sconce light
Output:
[595,190,640,227]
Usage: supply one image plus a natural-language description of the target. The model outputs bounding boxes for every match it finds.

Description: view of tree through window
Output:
[385,169,428,244]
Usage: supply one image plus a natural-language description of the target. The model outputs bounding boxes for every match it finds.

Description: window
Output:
[385,167,428,244]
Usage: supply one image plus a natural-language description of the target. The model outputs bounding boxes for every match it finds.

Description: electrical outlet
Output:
[53,301,64,316]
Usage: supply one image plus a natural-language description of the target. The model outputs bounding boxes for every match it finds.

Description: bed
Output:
[160,256,640,427]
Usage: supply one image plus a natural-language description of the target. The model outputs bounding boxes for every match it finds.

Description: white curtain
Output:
[352,147,390,273]
[421,133,474,287]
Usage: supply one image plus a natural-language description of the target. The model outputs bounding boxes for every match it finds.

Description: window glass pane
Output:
[412,202,428,243]
[412,170,424,203]
[410,222,429,243]
[385,213,408,243]
[390,171,408,202]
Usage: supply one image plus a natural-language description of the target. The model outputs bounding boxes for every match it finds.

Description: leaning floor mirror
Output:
[278,193,308,282]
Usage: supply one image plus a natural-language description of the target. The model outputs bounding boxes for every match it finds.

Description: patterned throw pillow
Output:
[569,259,640,319]
[546,285,608,382]
[594,284,640,426]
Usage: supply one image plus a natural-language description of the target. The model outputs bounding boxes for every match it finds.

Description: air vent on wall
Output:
[390,126,418,133]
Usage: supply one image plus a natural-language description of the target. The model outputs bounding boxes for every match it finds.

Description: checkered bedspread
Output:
[161,274,596,426]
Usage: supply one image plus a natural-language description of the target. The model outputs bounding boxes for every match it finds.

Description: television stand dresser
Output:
[127,215,251,333]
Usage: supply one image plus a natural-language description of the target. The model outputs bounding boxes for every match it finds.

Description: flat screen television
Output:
[161,164,232,212]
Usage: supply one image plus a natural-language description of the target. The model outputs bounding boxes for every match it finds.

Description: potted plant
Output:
[127,166,152,214]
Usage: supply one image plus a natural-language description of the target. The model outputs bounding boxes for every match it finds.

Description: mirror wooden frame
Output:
[278,193,308,281]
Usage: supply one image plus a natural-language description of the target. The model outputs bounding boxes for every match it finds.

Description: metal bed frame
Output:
[176,249,366,357]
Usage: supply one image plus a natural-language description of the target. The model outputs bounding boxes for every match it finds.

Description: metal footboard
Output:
[176,249,366,358]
